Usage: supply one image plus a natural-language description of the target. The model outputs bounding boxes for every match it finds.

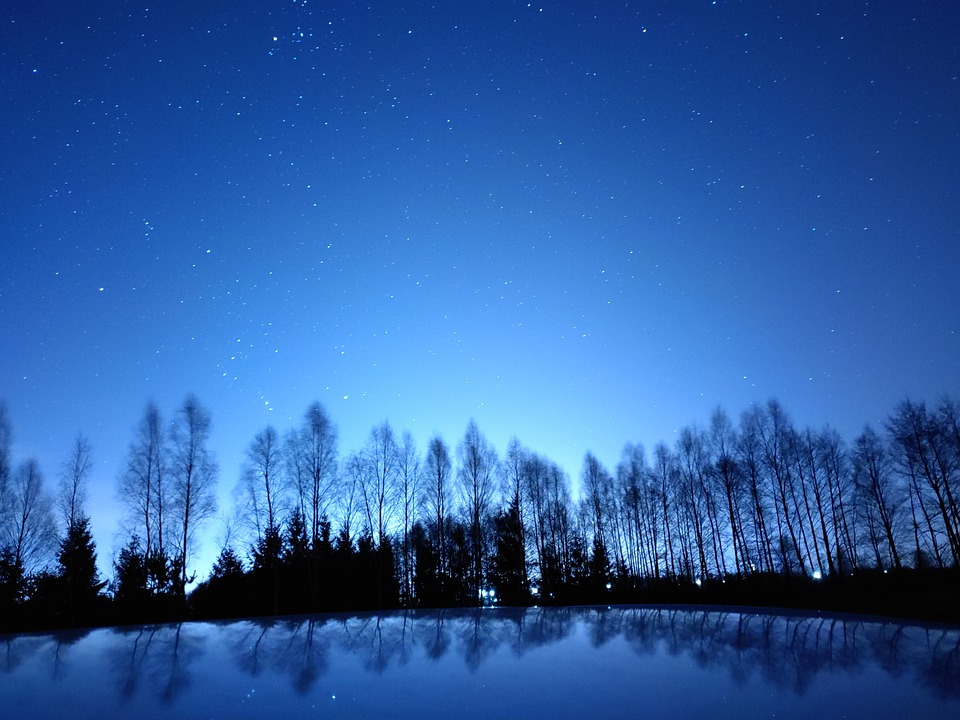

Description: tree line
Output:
[2,394,960,630]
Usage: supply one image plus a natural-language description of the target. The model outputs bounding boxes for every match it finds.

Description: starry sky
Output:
[2,1,958,575]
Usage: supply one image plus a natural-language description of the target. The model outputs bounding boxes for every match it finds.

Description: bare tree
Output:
[359,421,399,547]
[240,426,284,544]
[501,438,530,582]
[118,402,169,561]
[819,428,856,572]
[934,399,960,560]
[787,428,827,575]
[737,408,775,572]
[0,403,12,544]
[397,431,421,605]
[652,442,679,578]
[887,400,959,567]
[457,420,498,601]
[755,400,805,574]
[581,453,615,569]
[503,438,526,519]
[289,402,338,550]
[519,456,574,591]
[58,434,92,531]
[617,442,656,579]
[680,425,725,579]
[338,452,365,547]
[521,451,550,584]
[170,395,218,590]
[853,426,903,569]
[709,408,749,576]
[424,434,452,582]
[4,459,56,574]
[543,462,573,588]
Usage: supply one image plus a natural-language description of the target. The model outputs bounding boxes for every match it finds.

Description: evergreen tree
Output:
[113,536,149,610]
[490,501,528,604]
[250,524,283,615]
[411,521,439,606]
[57,516,106,625]
[200,546,248,617]
[0,547,26,609]
[282,510,311,612]
[211,546,244,578]
[589,533,612,597]
[251,524,284,572]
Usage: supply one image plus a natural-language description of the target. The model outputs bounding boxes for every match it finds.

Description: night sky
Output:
[2,1,959,576]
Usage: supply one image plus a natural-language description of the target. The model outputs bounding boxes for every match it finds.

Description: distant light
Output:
[812,570,822,581]
[605,582,612,590]
[695,578,702,587]
[530,586,539,596]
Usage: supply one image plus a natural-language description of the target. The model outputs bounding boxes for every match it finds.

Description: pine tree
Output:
[58,516,105,624]
[113,536,149,608]
[491,500,528,604]
[211,546,244,578]
[0,547,26,608]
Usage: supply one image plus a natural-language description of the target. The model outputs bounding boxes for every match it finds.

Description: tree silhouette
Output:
[57,516,106,625]
[118,402,169,568]
[457,421,497,603]
[0,547,26,609]
[3,459,56,576]
[170,395,218,592]
[490,499,527,604]
[5,392,960,631]
[113,536,150,619]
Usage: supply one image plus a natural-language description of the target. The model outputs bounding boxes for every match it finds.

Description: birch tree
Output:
[241,426,284,544]
[118,402,170,566]
[58,434,92,531]
[170,395,218,590]
[457,420,498,601]
[5,459,56,574]
[359,421,399,547]
[424,434,452,583]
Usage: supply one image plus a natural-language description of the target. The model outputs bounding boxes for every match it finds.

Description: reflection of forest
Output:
[219,607,960,698]
[3,607,958,701]
[603,608,960,698]
[107,624,203,705]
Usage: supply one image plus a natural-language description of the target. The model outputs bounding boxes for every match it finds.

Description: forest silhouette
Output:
[2,395,960,633]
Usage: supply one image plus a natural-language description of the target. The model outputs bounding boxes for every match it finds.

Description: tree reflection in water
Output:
[108,623,204,705]
[219,607,960,699]
[2,606,958,716]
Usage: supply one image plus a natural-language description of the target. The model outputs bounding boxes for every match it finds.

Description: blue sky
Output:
[2,1,958,576]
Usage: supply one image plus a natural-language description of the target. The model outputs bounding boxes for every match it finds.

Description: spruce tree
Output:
[58,516,105,625]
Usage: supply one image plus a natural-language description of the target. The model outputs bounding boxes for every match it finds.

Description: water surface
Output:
[3,606,959,719]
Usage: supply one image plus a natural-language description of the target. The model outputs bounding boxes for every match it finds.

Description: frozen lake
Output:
[3,606,959,719]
